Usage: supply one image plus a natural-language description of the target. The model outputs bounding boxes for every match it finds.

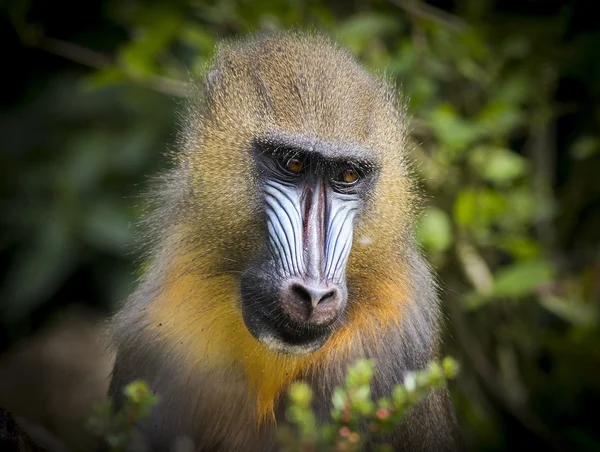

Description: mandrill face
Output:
[240,132,379,355]
[187,34,411,358]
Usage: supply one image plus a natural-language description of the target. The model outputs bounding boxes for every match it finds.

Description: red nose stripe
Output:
[301,182,328,281]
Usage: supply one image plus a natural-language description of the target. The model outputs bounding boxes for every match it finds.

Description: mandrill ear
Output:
[204,69,220,99]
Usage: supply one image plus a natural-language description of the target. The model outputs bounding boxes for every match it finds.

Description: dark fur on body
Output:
[109,32,462,451]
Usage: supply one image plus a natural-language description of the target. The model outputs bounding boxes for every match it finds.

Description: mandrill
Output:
[109,32,462,451]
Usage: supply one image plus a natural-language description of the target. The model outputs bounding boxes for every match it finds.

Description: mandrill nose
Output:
[280,279,343,326]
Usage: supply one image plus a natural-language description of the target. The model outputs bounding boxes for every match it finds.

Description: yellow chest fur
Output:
[147,260,406,422]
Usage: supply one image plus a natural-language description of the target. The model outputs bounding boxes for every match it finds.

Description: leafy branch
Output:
[87,381,159,452]
[15,23,190,98]
[85,358,458,452]
[278,357,459,452]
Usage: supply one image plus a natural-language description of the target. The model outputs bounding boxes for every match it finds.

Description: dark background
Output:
[1,0,599,450]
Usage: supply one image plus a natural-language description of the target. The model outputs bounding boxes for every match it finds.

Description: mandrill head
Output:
[164,32,415,358]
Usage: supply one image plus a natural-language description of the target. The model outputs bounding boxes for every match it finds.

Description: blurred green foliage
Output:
[88,380,159,452]
[278,357,459,452]
[2,0,599,450]
[86,358,457,452]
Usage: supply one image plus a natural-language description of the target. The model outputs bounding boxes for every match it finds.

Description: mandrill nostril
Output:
[317,289,336,306]
[291,283,337,309]
[283,280,343,325]
[291,283,313,305]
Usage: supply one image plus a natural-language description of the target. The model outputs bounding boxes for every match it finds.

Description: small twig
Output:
[23,28,191,98]
[455,239,494,296]
[525,65,557,253]
[390,0,468,31]
[136,75,192,99]
[33,35,112,69]
[403,0,429,56]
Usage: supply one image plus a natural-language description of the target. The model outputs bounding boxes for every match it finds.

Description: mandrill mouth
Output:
[240,273,347,355]
[252,319,334,356]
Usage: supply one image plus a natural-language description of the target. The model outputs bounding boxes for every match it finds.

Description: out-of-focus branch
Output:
[390,0,468,31]
[456,239,494,296]
[31,35,113,70]
[525,65,558,253]
[21,28,191,98]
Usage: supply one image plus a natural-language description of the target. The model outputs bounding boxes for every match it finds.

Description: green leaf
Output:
[288,382,313,407]
[337,13,400,54]
[416,207,453,251]
[454,190,477,227]
[117,6,184,78]
[180,25,215,54]
[453,188,507,229]
[387,39,416,75]
[499,236,541,260]
[476,101,524,137]
[539,295,598,326]
[428,104,480,153]
[470,146,527,184]
[86,68,127,89]
[332,388,347,410]
[408,76,437,108]
[458,29,488,59]
[492,260,554,299]
[442,357,460,378]
[492,71,533,104]
[501,36,531,58]
[118,42,159,79]
[570,136,600,160]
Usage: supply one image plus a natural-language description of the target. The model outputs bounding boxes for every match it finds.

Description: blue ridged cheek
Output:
[324,195,359,282]
[264,181,305,276]
[263,180,358,282]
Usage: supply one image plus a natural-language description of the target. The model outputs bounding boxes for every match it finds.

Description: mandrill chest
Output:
[142,307,358,452]
[169,341,358,452]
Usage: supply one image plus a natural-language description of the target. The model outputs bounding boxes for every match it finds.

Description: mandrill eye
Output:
[340,168,359,184]
[286,157,304,173]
